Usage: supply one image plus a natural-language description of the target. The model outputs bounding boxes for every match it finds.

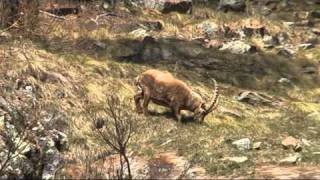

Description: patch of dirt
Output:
[255,164,320,179]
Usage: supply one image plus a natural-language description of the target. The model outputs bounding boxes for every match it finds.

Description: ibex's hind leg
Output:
[142,88,151,116]
[134,93,143,114]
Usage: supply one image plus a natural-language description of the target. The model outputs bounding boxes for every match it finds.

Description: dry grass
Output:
[1,2,320,178]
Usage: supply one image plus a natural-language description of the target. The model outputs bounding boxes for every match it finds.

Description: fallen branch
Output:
[0,18,20,34]
[39,10,66,20]
[90,13,118,25]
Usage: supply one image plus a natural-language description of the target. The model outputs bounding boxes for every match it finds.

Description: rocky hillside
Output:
[0,0,320,179]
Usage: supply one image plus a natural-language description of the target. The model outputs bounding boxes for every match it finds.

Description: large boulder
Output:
[218,0,246,12]
[138,0,192,14]
[219,40,257,54]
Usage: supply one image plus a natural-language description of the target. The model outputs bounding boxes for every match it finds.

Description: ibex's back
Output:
[138,69,193,104]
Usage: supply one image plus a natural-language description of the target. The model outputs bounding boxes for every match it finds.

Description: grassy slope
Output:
[1,2,320,178]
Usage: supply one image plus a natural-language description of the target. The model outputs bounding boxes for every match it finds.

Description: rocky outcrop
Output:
[131,0,192,14]
[219,40,257,54]
[218,0,246,12]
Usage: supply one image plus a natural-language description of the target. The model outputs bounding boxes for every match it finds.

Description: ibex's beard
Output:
[194,114,205,122]
[194,109,206,122]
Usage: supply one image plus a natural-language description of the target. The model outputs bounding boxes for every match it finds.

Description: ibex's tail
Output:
[204,78,219,115]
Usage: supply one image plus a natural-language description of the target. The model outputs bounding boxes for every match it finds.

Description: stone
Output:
[0,32,12,39]
[263,35,279,48]
[42,151,63,180]
[196,21,220,38]
[129,28,149,39]
[282,136,299,149]
[298,43,314,50]
[301,139,311,147]
[237,91,277,106]
[203,39,223,49]
[94,41,106,49]
[280,153,301,164]
[277,32,289,44]
[232,138,251,150]
[141,20,163,31]
[50,129,68,152]
[294,143,302,152]
[223,156,248,163]
[218,0,246,12]
[311,10,320,18]
[24,85,33,94]
[142,0,192,14]
[277,47,295,57]
[253,142,262,150]
[302,66,317,74]
[219,40,256,54]
[278,78,292,84]
[312,28,320,35]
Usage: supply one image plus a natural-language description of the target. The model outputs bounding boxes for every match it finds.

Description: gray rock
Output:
[219,40,256,54]
[277,47,295,57]
[280,153,301,164]
[129,28,149,39]
[50,129,68,151]
[143,0,192,14]
[277,32,289,44]
[197,21,220,38]
[0,32,12,39]
[94,41,106,49]
[38,136,64,180]
[301,139,311,147]
[311,10,320,18]
[42,150,63,180]
[302,66,317,74]
[223,156,248,163]
[237,91,276,106]
[141,20,163,31]
[218,0,246,12]
[298,43,314,50]
[263,35,279,48]
[253,142,262,150]
[24,85,33,94]
[278,77,292,84]
[232,138,251,150]
[294,143,302,152]
[312,28,320,35]
[282,136,299,149]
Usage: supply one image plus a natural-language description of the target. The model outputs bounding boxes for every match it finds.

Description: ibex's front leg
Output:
[142,88,151,116]
[173,106,181,122]
[134,92,143,114]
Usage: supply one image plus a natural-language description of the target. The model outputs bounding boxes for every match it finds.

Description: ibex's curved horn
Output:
[204,78,219,115]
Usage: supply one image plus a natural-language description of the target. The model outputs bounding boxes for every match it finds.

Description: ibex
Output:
[134,69,219,123]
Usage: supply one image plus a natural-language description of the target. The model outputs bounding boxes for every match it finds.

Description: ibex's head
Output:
[192,79,219,123]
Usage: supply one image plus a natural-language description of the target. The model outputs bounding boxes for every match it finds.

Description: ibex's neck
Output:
[186,92,201,112]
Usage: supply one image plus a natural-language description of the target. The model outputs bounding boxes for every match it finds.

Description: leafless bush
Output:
[20,0,40,32]
[89,94,139,179]
[0,0,39,32]
[0,95,41,178]
[0,0,19,28]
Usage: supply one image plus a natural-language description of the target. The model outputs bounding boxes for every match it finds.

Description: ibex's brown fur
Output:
[134,69,219,122]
